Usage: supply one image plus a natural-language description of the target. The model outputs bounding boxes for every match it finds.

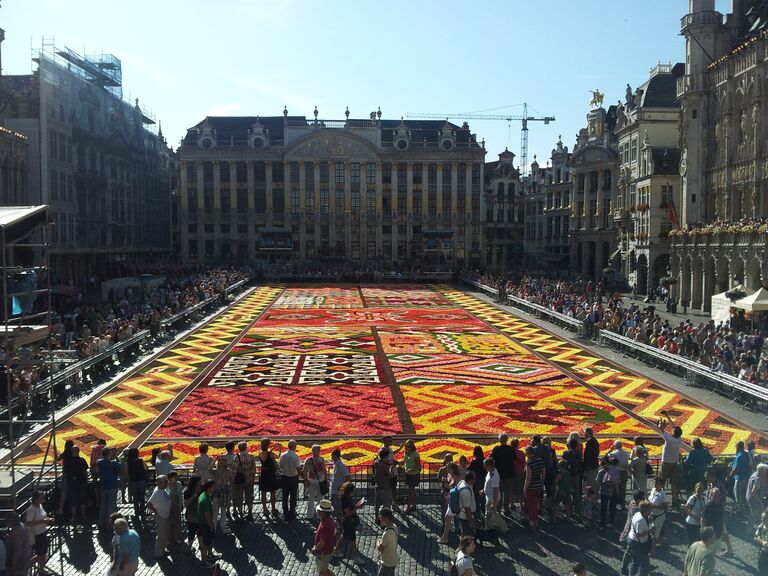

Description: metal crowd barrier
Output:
[460,277,768,409]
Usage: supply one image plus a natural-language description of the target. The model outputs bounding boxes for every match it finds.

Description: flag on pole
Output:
[668,197,679,227]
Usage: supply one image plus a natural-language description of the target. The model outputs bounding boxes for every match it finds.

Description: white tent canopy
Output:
[711,290,733,324]
[733,286,768,311]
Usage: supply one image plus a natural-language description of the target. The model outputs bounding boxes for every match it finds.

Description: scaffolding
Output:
[0,206,57,514]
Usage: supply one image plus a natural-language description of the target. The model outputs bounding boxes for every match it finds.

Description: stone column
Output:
[376,162,383,261]
[213,161,221,259]
[195,161,204,262]
[595,240,604,280]
[344,162,351,261]
[298,161,306,263]
[180,160,189,262]
[436,162,443,216]
[248,161,257,259]
[313,162,321,249]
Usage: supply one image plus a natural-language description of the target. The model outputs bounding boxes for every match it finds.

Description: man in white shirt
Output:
[627,501,653,576]
[147,475,172,559]
[608,440,630,508]
[658,412,683,505]
[330,448,350,521]
[482,457,500,510]
[457,471,477,537]
[279,439,303,521]
[193,444,214,483]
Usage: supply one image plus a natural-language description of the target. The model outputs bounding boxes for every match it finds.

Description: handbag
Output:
[311,458,329,496]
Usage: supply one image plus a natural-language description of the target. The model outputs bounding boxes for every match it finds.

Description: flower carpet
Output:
[9,283,766,469]
[147,283,766,462]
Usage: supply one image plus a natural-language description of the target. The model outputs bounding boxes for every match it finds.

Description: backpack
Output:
[449,484,470,515]
[449,562,459,576]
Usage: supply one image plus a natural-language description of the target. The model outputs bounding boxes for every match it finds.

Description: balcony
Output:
[680,11,721,33]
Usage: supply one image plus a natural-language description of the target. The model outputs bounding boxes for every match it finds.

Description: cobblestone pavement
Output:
[44,497,761,575]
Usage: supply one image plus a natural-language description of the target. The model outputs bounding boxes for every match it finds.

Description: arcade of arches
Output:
[670,249,764,312]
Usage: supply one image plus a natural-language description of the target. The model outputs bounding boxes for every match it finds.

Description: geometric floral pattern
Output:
[437,286,768,453]
[272,287,363,309]
[204,354,385,387]
[235,328,377,355]
[378,329,527,355]
[402,384,656,436]
[14,282,763,467]
[390,354,570,386]
[153,385,402,438]
[12,286,283,465]
[361,286,452,307]
[257,307,487,328]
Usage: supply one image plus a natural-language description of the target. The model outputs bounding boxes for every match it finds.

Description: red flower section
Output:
[154,385,402,438]
[257,308,487,328]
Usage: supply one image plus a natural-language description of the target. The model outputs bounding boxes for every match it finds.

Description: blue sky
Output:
[1,0,733,166]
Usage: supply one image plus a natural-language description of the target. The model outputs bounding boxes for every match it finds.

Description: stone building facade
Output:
[569,105,619,279]
[4,45,170,283]
[484,149,522,270]
[522,157,551,271]
[0,126,28,205]
[615,64,682,295]
[541,138,572,270]
[176,110,486,270]
[673,0,768,311]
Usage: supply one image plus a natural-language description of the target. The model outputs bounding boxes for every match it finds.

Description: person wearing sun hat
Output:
[311,499,336,575]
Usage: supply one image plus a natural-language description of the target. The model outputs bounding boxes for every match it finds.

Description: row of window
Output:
[187,238,470,260]
[576,170,613,194]
[50,170,74,203]
[187,187,477,215]
[186,161,483,187]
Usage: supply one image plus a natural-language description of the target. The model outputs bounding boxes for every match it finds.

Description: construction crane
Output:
[406,103,555,175]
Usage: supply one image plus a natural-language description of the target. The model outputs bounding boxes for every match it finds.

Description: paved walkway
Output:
[45,497,762,575]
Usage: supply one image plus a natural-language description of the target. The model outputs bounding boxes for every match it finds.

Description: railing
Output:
[1,278,250,418]
[460,277,768,408]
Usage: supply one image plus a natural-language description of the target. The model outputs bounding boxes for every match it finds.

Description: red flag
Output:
[668,198,679,227]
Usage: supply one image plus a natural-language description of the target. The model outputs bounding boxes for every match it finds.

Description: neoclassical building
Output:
[569,105,620,279]
[176,109,487,269]
[674,0,768,310]
[614,64,682,295]
[484,148,522,270]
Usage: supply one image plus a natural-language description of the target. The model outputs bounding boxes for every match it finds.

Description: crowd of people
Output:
[2,423,766,576]
[0,267,250,408]
[463,270,768,386]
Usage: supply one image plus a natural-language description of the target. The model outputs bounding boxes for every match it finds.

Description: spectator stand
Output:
[459,275,768,412]
[0,206,56,514]
[0,259,251,516]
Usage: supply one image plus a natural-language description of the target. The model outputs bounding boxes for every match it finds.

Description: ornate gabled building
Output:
[175,109,487,270]
[541,137,572,270]
[483,148,522,270]
[614,64,682,295]
[521,156,551,271]
[569,104,619,279]
[674,0,768,311]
